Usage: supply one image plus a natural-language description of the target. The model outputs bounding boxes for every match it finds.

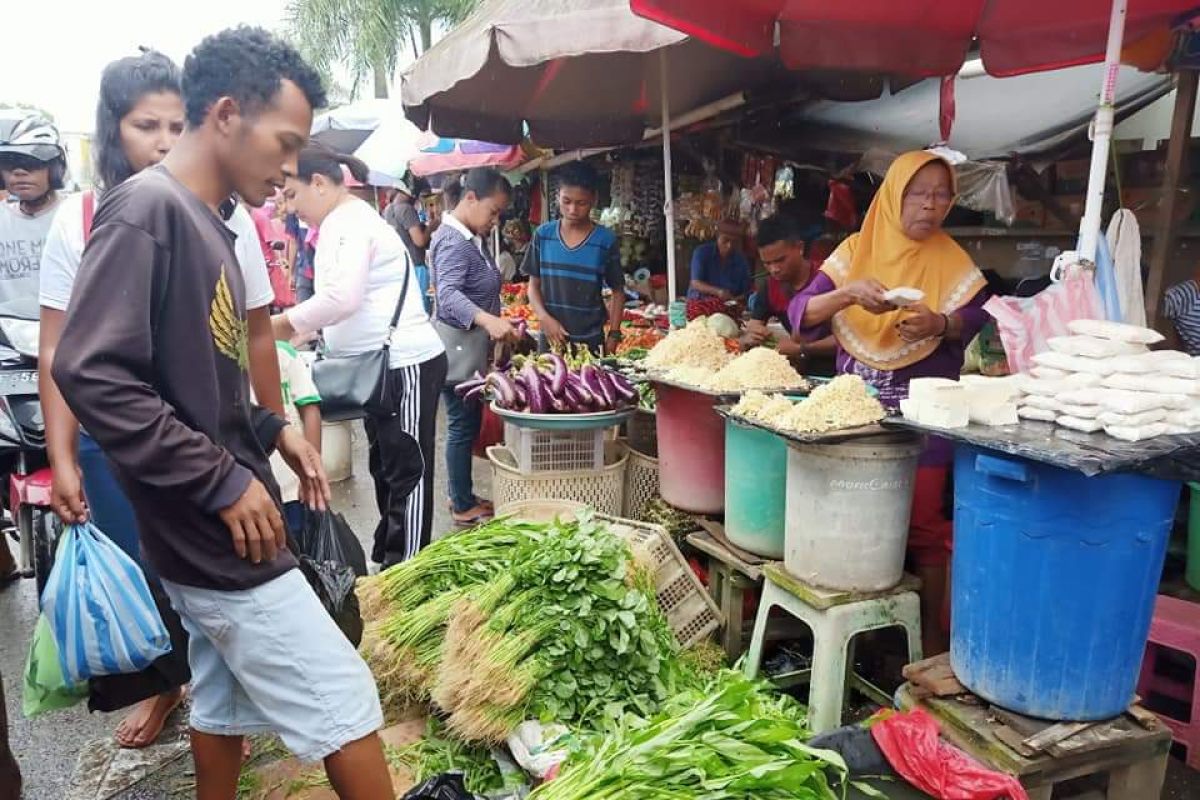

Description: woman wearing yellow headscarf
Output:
[791,151,990,653]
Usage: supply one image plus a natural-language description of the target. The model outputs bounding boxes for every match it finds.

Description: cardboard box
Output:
[1012,198,1046,228]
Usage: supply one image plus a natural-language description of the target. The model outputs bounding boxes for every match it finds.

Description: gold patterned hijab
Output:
[821,151,987,371]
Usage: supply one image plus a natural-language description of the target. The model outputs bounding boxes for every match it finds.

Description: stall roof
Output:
[771,63,1172,160]
[630,0,1197,78]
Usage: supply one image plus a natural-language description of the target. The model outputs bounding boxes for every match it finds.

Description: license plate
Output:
[0,370,39,396]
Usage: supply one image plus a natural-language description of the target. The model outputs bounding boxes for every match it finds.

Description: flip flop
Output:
[451,508,494,528]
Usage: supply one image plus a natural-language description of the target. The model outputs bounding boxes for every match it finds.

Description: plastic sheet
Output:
[885,417,1200,481]
[300,509,368,577]
[871,708,1029,800]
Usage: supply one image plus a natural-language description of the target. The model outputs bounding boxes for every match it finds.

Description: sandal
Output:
[451,504,494,528]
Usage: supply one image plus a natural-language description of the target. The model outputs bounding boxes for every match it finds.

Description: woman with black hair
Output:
[273,144,447,567]
[37,49,278,749]
[430,167,516,526]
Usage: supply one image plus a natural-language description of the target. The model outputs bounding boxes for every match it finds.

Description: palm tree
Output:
[286,0,479,100]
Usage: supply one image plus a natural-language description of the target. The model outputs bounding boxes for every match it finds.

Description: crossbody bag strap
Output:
[382,255,413,351]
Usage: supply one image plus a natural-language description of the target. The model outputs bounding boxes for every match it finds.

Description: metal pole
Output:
[1145,71,1199,326]
[1077,0,1128,263]
[660,49,678,302]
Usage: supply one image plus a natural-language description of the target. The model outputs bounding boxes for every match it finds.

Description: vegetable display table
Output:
[896,683,1171,800]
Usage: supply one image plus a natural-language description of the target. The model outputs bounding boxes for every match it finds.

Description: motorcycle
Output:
[0,314,57,600]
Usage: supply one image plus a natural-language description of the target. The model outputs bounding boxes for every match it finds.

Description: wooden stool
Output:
[685,529,768,659]
[744,563,922,734]
[1138,593,1200,770]
[897,683,1172,800]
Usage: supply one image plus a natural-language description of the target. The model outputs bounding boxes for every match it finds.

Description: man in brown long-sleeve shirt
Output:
[52,28,393,800]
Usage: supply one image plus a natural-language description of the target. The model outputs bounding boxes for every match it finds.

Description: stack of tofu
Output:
[901,375,1022,429]
[1016,319,1200,442]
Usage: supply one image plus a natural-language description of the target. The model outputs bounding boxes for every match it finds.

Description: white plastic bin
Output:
[322,420,354,483]
[784,433,922,592]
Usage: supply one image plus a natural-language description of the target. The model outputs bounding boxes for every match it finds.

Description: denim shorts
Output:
[161,568,383,762]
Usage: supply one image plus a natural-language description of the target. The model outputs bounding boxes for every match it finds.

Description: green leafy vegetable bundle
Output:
[359,513,695,744]
[388,719,522,796]
[530,671,851,800]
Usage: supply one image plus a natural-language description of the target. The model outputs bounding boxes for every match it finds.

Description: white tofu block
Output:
[969,402,1019,426]
[908,377,959,405]
[920,401,969,429]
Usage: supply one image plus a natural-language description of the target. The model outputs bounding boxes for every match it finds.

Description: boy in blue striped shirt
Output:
[523,162,626,353]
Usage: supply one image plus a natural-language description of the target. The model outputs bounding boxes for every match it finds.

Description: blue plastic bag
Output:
[40,522,171,684]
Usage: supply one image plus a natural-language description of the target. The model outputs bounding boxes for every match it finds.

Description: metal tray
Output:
[491,402,635,431]
[716,404,897,445]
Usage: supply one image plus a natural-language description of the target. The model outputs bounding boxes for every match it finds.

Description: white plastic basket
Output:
[504,423,607,473]
[597,514,721,648]
[622,444,660,520]
[490,442,627,516]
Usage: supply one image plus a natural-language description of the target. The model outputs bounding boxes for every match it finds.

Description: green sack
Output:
[23,614,87,717]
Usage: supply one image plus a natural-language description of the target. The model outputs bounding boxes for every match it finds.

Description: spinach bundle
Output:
[433,514,689,743]
[530,671,853,800]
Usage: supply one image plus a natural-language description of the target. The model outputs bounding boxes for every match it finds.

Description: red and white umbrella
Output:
[631,0,1200,262]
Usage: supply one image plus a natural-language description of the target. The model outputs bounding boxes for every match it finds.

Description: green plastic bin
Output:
[724,418,788,558]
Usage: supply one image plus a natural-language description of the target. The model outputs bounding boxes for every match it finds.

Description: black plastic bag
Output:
[297,555,363,647]
[301,509,368,577]
[401,773,473,799]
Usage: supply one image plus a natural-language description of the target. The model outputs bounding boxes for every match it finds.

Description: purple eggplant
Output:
[540,353,568,396]
[463,384,486,404]
[582,365,614,409]
[487,372,518,409]
[608,371,637,403]
[454,376,487,396]
[514,383,528,408]
[523,364,548,414]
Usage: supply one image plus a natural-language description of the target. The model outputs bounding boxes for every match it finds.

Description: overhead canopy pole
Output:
[1145,70,1199,326]
[1078,0,1129,263]
[660,49,678,302]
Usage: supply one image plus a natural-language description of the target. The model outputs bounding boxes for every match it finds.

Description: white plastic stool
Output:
[743,563,923,733]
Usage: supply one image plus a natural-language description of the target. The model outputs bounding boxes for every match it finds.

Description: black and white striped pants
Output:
[364,352,448,567]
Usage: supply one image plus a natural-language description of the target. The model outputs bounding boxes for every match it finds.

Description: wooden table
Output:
[685,529,768,659]
[897,683,1172,799]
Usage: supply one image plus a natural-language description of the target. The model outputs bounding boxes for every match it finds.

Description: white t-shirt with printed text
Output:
[39,193,274,312]
[0,200,59,318]
[250,341,321,503]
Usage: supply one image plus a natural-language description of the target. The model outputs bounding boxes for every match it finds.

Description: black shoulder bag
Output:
[311,263,411,421]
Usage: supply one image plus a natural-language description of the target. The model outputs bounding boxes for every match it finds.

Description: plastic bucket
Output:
[784,433,922,591]
[952,445,1180,721]
[654,383,725,514]
[321,420,353,483]
[724,418,787,558]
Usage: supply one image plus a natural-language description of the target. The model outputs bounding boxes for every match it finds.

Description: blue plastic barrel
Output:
[951,445,1180,721]
[724,419,787,558]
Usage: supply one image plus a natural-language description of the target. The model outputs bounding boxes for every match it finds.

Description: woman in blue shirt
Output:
[687,219,751,301]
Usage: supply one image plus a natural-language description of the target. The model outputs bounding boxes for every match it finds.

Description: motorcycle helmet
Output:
[0,114,67,191]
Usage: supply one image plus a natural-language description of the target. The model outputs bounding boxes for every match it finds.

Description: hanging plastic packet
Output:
[773,165,795,199]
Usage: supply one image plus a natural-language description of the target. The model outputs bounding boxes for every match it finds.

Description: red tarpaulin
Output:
[630,0,1195,77]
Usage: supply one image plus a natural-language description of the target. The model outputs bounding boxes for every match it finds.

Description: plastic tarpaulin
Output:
[401,0,773,147]
[857,149,1016,224]
[630,0,1195,78]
